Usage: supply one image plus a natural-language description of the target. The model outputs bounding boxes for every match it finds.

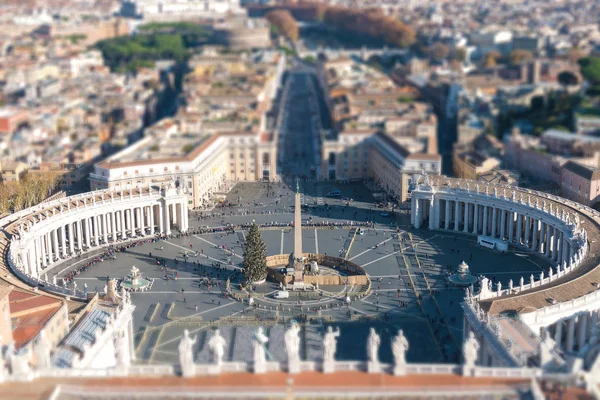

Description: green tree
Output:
[558,71,579,87]
[243,223,267,284]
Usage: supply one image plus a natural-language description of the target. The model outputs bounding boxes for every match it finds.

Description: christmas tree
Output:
[243,223,267,283]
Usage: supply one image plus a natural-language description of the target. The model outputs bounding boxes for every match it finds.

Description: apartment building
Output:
[319,57,442,202]
[90,51,284,209]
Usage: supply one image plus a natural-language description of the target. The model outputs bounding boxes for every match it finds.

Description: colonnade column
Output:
[544,225,554,257]
[121,209,126,239]
[566,317,576,352]
[159,204,164,234]
[482,206,488,236]
[454,201,460,231]
[463,202,470,233]
[61,226,67,257]
[149,205,155,235]
[516,214,522,245]
[111,212,117,241]
[103,213,109,243]
[508,212,514,242]
[46,233,53,264]
[500,210,507,239]
[491,207,497,238]
[472,204,479,235]
[578,313,588,351]
[84,217,90,249]
[525,217,531,246]
[52,229,59,261]
[445,200,450,230]
[554,321,563,350]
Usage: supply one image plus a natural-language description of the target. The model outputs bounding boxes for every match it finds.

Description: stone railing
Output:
[1,360,543,383]
[477,243,588,300]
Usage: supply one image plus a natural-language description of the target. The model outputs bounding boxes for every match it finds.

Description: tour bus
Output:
[327,189,342,197]
[477,236,508,252]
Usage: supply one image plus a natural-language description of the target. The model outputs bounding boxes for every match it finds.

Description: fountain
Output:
[121,265,153,291]
[448,261,478,287]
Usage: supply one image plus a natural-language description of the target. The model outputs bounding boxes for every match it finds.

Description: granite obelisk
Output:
[291,178,304,287]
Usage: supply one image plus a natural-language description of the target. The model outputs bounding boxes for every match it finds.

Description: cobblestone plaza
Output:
[52,181,550,365]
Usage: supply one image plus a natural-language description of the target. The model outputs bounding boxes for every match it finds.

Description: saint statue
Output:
[178,329,197,377]
[392,329,409,366]
[115,330,131,367]
[323,326,340,364]
[208,329,227,366]
[285,322,301,372]
[463,332,479,368]
[367,328,380,363]
[34,329,52,370]
[253,327,269,373]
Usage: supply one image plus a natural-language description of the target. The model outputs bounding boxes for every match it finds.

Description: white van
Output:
[274,290,290,299]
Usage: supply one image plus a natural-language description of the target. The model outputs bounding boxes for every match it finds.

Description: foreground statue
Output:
[285,322,301,374]
[178,329,197,377]
[462,331,480,376]
[253,327,269,374]
[34,329,52,370]
[208,329,227,367]
[322,326,340,373]
[367,328,381,373]
[392,329,409,375]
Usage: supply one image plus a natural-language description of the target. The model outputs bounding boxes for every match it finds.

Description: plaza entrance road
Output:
[52,182,551,365]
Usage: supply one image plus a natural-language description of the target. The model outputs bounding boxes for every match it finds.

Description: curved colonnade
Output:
[3,185,189,299]
[411,175,600,360]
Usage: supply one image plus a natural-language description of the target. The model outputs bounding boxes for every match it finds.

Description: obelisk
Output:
[292,178,304,286]
[294,178,302,257]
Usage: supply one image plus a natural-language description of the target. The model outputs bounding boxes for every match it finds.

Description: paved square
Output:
[51,181,551,365]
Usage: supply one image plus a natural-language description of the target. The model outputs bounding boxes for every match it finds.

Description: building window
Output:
[176,166,180,171]
[149,168,153,173]
[124,171,128,176]
[164,167,168,172]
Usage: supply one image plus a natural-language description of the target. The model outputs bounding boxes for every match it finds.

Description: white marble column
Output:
[77,219,83,250]
[46,233,53,264]
[567,317,576,353]
[140,207,146,236]
[539,222,546,254]
[40,233,47,267]
[532,219,538,250]
[454,201,460,232]
[463,202,470,233]
[472,204,479,235]
[508,211,514,242]
[552,229,560,261]
[524,216,531,246]
[158,204,164,234]
[578,314,588,351]
[516,214,522,245]
[555,320,563,350]
[52,229,59,260]
[444,200,450,230]
[544,225,554,257]
[61,226,67,257]
[121,209,127,239]
[111,212,116,241]
[84,217,91,249]
[149,205,155,235]
[103,213,109,243]
[165,203,172,235]
[500,210,506,239]
[491,207,498,238]
[482,206,488,236]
